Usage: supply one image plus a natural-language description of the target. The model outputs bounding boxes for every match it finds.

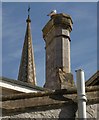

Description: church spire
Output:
[18,7,37,85]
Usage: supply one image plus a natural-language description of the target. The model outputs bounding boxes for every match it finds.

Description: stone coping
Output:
[1,86,99,101]
[85,71,99,86]
[1,86,99,115]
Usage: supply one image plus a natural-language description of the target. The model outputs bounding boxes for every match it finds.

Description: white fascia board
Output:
[0,81,39,93]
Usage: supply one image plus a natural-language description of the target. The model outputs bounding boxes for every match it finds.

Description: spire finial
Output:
[26,5,31,23]
[28,5,30,16]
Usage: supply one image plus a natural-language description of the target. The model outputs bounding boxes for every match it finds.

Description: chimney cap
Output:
[42,13,73,38]
[51,13,73,24]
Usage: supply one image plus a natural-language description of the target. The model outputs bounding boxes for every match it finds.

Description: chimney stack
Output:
[42,13,74,90]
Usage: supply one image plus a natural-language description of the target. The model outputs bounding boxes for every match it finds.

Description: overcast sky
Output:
[2,2,97,87]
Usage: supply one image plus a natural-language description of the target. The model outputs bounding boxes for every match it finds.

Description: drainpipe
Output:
[75,69,87,118]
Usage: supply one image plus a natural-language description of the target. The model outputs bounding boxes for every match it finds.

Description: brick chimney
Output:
[42,13,74,90]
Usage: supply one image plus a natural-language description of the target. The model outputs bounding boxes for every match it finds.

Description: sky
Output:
[2,2,97,87]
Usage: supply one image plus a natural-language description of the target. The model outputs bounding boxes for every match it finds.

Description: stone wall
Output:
[2,104,77,119]
[1,86,99,119]
[76,104,99,119]
[86,104,99,118]
[2,104,99,119]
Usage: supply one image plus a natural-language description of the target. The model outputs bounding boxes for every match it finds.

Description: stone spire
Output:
[18,8,36,85]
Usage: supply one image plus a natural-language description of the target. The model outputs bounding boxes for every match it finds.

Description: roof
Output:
[85,71,99,86]
[1,85,99,115]
[0,77,47,92]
